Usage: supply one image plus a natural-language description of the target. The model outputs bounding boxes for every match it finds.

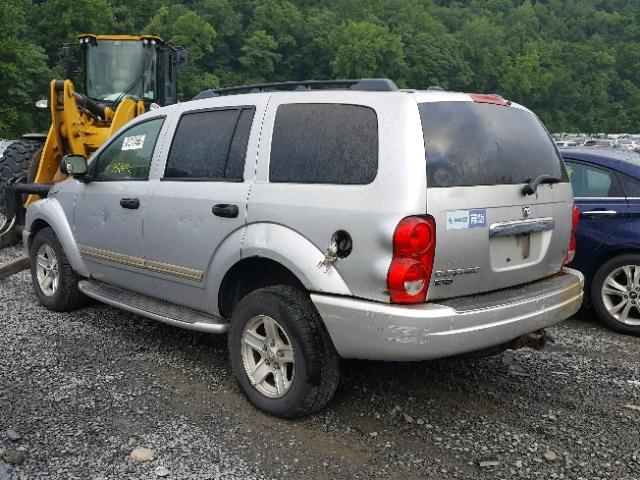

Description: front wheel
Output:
[228,285,340,418]
[591,254,640,335]
[30,227,86,311]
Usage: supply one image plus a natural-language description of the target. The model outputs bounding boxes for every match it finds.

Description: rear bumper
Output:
[312,268,583,361]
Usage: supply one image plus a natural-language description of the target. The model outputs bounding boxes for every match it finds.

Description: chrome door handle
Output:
[581,209,617,216]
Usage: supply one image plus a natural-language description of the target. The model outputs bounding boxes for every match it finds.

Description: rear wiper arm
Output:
[522,175,562,196]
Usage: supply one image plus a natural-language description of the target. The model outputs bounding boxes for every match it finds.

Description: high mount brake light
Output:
[387,216,436,303]
[469,93,508,106]
[564,204,580,265]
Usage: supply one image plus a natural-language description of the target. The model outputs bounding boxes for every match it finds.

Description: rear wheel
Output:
[591,254,640,335]
[228,286,340,418]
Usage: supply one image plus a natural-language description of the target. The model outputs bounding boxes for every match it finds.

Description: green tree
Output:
[36,0,115,59]
[328,21,406,80]
[0,0,52,137]
[239,30,281,83]
[144,5,218,98]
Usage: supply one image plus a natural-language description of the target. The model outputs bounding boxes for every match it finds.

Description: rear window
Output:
[269,103,378,184]
[419,102,566,188]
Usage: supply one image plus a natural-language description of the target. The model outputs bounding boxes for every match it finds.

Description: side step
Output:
[0,255,30,280]
[78,279,229,333]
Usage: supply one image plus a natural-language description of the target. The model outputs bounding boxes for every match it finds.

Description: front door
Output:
[74,116,167,287]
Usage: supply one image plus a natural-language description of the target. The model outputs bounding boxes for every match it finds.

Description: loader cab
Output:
[78,35,186,108]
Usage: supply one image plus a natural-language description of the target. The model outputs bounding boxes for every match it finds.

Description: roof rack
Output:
[193,78,398,100]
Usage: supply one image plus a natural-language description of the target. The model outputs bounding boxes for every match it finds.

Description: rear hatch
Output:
[418,96,573,300]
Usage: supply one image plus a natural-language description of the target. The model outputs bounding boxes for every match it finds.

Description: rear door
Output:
[563,159,628,274]
[142,101,261,312]
[418,98,573,300]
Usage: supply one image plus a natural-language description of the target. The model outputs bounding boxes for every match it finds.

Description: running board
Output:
[0,255,30,280]
[78,279,229,333]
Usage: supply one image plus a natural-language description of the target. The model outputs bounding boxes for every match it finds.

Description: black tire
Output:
[29,227,86,312]
[591,254,640,335]
[228,285,340,418]
[0,140,41,216]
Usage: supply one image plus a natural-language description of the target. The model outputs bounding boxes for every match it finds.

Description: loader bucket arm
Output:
[26,79,144,207]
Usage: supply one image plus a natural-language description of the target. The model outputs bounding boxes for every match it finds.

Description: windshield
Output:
[85,40,156,102]
[419,101,567,188]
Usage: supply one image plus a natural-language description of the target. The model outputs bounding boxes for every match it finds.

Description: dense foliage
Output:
[1,0,639,137]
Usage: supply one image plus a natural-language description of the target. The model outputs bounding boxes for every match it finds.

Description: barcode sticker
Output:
[122,135,145,151]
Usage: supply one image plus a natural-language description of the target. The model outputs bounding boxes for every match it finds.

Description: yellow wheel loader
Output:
[0,34,186,277]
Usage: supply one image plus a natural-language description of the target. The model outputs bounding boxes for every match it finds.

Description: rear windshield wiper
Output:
[522,175,562,196]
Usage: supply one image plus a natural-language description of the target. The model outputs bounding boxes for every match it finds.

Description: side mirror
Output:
[60,154,88,179]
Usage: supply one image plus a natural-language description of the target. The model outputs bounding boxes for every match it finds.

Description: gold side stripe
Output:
[145,260,203,281]
[79,245,145,269]
[78,244,203,282]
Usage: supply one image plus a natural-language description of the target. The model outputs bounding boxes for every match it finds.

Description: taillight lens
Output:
[387,216,436,303]
[564,204,580,265]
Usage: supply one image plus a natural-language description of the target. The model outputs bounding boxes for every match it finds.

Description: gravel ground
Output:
[1,244,640,480]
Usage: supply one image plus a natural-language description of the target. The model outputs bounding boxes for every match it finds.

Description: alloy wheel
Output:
[241,315,295,398]
[601,265,640,326]
[36,243,59,297]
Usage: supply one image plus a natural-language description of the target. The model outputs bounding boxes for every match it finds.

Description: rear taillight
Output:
[387,216,436,303]
[564,204,580,265]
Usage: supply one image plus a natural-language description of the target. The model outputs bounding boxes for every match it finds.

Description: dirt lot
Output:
[1,245,640,480]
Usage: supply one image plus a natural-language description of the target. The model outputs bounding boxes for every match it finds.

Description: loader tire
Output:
[0,140,42,216]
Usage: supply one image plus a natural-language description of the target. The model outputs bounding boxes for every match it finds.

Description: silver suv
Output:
[24,79,583,417]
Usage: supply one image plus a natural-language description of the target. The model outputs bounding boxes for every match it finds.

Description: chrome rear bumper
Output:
[312,268,583,361]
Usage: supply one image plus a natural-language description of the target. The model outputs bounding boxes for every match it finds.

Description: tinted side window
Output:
[165,109,240,180]
[269,104,378,184]
[93,117,165,181]
[618,172,640,197]
[565,161,623,197]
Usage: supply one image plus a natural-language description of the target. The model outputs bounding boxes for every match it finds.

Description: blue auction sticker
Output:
[446,209,487,230]
[469,209,487,228]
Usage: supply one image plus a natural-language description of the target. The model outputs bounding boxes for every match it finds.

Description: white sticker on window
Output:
[122,135,145,151]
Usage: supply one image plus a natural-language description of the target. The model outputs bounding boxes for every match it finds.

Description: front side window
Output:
[565,161,623,197]
[164,107,255,181]
[269,103,378,184]
[92,117,165,181]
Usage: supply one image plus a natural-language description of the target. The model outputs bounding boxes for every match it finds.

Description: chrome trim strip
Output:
[78,244,204,282]
[489,217,555,237]
[581,210,617,216]
[574,196,626,201]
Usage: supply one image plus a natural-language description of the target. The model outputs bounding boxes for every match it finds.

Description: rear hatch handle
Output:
[522,175,562,196]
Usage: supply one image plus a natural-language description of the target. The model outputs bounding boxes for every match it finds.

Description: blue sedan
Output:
[562,148,640,334]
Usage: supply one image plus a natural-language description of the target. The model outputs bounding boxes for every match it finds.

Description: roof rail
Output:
[193,78,398,100]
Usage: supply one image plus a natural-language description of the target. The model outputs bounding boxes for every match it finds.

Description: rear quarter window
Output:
[269,103,378,184]
[419,101,567,188]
